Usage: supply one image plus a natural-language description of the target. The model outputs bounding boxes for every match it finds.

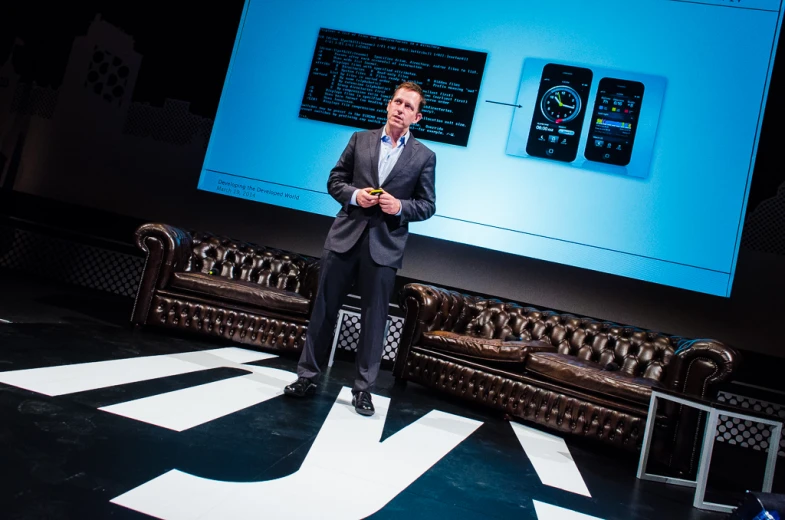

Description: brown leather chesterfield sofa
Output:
[131,223,320,353]
[392,283,741,475]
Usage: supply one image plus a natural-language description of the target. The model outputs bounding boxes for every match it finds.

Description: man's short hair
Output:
[393,82,427,113]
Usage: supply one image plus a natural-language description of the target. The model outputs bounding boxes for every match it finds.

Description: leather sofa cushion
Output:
[171,272,310,315]
[421,331,556,362]
[526,352,662,405]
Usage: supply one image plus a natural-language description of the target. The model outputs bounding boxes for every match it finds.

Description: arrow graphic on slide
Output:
[485,100,522,108]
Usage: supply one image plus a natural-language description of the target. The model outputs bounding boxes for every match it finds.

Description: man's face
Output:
[386,88,423,133]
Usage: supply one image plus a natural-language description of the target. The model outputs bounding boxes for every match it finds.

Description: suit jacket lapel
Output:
[381,137,419,188]
[369,128,382,188]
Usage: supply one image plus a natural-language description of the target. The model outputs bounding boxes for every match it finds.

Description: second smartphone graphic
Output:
[584,78,645,166]
[526,63,593,163]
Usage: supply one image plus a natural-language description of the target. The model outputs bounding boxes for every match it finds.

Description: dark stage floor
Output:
[0,272,780,519]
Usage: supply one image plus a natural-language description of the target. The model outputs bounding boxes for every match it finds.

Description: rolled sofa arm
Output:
[131,223,193,325]
[392,283,476,378]
[667,339,742,398]
[299,258,322,312]
[659,339,742,479]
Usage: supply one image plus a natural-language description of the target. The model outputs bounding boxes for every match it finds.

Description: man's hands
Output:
[379,191,401,215]
[356,188,380,208]
[357,188,401,215]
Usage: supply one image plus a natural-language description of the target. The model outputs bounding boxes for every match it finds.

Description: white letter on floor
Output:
[112,387,483,520]
[511,422,591,497]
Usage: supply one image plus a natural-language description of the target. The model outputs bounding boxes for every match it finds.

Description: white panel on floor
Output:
[100,366,296,431]
[0,347,276,396]
[111,387,483,519]
[511,422,591,497]
[533,500,604,520]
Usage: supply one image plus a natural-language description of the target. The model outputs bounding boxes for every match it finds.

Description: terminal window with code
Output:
[299,28,487,147]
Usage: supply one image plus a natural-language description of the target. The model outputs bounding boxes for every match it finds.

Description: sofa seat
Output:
[171,272,310,315]
[421,331,556,362]
[525,352,663,405]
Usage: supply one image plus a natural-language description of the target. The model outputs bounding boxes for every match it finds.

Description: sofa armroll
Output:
[298,258,321,309]
[131,223,193,325]
[393,283,475,378]
[667,339,741,398]
[658,339,742,478]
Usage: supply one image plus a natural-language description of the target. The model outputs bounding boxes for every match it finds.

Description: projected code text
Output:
[299,28,487,146]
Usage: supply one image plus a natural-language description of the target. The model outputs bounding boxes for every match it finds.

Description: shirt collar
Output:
[381,128,409,148]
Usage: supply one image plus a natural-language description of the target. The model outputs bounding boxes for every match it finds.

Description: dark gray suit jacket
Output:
[323,128,436,269]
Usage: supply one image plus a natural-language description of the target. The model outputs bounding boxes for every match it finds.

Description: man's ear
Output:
[414,113,423,124]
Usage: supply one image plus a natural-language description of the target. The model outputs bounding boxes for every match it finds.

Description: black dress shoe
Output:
[352,391,375,416]
[284,377,316,398]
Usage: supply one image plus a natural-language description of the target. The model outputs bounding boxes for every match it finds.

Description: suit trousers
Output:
[296,228,397,393]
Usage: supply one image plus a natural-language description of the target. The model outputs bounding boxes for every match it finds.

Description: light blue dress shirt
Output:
[350,129,409,215]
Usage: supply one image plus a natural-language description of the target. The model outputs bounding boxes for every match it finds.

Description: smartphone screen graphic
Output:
[525,63,593,162]
[584,78,645,166]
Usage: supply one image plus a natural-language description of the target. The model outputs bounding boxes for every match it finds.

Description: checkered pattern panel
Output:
[741,183,785,256]
[123,100,213,147]
[0,226,143,297]
[716,391,785,457]
[336,311,405,362]
[335,312,362,354]
[10,83,58,118]
[384,316,404,362]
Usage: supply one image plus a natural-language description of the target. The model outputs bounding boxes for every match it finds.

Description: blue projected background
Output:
[198,0,785,297]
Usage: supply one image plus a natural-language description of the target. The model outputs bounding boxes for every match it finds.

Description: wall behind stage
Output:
[1,1,784,357]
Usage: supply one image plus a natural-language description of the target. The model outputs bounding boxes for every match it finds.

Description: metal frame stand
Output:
[637,389,783,513]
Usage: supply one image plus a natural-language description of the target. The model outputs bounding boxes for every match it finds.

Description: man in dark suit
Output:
[284,82,436,416]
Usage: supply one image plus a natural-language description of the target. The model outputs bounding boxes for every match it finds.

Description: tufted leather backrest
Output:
[185,232,314,294]
[462,302,676,383]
